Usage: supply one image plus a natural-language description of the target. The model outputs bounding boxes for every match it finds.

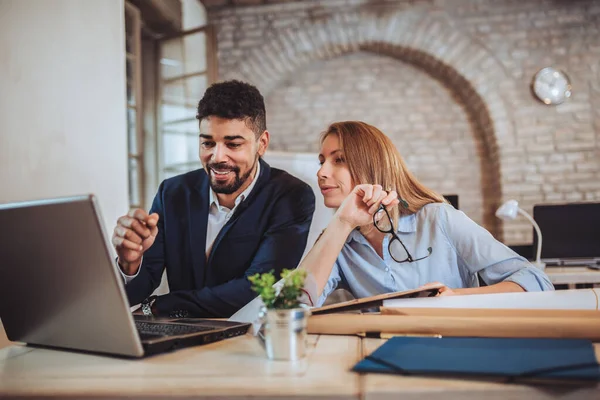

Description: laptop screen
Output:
[533,202,600,260]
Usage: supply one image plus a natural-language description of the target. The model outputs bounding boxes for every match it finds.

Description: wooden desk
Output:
[545,266,600,288]
[1,334,599,399]
[0,334,360,399]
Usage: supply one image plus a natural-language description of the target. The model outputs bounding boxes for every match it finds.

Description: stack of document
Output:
[307,289,600,340]
[383,288,600,310]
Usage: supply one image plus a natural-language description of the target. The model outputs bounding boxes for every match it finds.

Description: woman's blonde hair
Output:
[321,121,446,225]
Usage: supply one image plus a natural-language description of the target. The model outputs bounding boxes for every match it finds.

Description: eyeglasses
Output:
[373,204,432,264]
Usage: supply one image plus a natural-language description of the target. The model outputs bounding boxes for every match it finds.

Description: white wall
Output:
[0,0,129,230]
[0,0,128,348]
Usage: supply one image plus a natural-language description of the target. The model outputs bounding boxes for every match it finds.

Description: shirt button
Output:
[385,267,390,272]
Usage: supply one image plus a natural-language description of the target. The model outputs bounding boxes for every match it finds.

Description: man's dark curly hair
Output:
[196,80,267,137]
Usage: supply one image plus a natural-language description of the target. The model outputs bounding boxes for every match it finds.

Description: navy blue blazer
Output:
[126,159,315,317]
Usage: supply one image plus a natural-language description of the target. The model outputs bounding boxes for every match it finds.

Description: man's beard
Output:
[208,156,258,195]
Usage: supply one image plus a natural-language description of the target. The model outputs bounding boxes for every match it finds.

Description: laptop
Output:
[0,194,250,357]
[533,202,600,267]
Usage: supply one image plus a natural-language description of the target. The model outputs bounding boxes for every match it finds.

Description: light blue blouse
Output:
[317,203,554,306]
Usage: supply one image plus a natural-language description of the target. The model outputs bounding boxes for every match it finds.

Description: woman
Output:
[299,121,553,307]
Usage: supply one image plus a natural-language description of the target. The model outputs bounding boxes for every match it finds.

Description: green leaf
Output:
[248,269,307,309]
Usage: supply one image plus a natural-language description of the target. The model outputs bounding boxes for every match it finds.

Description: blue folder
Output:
[353,337,600,383]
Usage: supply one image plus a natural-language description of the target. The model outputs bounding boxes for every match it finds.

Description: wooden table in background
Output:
[545,266,600,289]
[1,334,600,399]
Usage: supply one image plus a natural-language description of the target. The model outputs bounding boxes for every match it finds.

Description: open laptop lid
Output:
[310,284,443,315]
[0,195,145,357]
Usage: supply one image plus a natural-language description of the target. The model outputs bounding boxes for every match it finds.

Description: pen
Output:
[357,332,442,339]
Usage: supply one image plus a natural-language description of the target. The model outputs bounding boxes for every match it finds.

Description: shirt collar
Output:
[346,228,365,244]
[397,213,417,233]
[209,162,261,210]
[345,212,417,244]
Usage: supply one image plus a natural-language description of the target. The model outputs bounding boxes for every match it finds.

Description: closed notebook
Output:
[353,337,600,383]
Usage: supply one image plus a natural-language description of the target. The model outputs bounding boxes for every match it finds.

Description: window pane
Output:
[160,32,206,79]
[164,163,202,179]
[163,170,179,180]
[162,104,197,125]
[128,157,140,207]
[127,82,135,106]
[124,2,144,210]
[187,74,207,105]
[187,135,199,161]
[162,115,198,133]
[162,74,207,107]
[158,1,208,186]
[163,134,190,166]
[127,108,138,155]
[126,59,136,106]
[160,40,184,79]
[182,32,206,74]
[182,0,206,30]
[162,132,200,176]
[162,79,185,106]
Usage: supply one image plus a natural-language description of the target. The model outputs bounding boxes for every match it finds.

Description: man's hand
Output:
[112,209,159,276]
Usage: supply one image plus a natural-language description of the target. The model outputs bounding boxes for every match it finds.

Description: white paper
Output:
[228,296,263,334]
[383,289,600,310]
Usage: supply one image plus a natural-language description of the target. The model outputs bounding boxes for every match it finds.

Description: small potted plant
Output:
[248,268,310,361]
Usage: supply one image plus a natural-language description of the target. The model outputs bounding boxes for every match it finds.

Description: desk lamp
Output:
[495,200,546,270]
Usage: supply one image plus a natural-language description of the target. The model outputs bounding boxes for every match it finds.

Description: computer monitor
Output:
[533,202,600,263]
[443,194,459,210]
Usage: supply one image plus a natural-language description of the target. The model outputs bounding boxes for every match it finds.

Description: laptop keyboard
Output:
[135,321,215,337]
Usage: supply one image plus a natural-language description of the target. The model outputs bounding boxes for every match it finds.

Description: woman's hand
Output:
[421,281,525,296]
[335,184,399,228]
[419,282,461,296]
[436,285,459,296]
[419,281,525,296]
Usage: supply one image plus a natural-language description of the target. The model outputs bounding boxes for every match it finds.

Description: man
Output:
[112,80,315,318]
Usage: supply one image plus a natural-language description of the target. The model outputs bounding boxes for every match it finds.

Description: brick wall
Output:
[266,51,485,230]
[206,0,600,244]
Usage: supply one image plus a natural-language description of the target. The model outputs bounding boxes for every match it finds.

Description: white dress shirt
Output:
[205,162,260,257]
[121,163,260,284]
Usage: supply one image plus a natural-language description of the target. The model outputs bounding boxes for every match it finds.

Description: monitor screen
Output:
[533,202,600,260]
[443,194,459,210]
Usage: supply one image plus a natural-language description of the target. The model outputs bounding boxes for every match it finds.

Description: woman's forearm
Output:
[454,281,525,295]
[298,215,355,297]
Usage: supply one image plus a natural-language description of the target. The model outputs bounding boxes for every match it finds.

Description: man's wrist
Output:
[118,258,142,276]
[141,295,158,316]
